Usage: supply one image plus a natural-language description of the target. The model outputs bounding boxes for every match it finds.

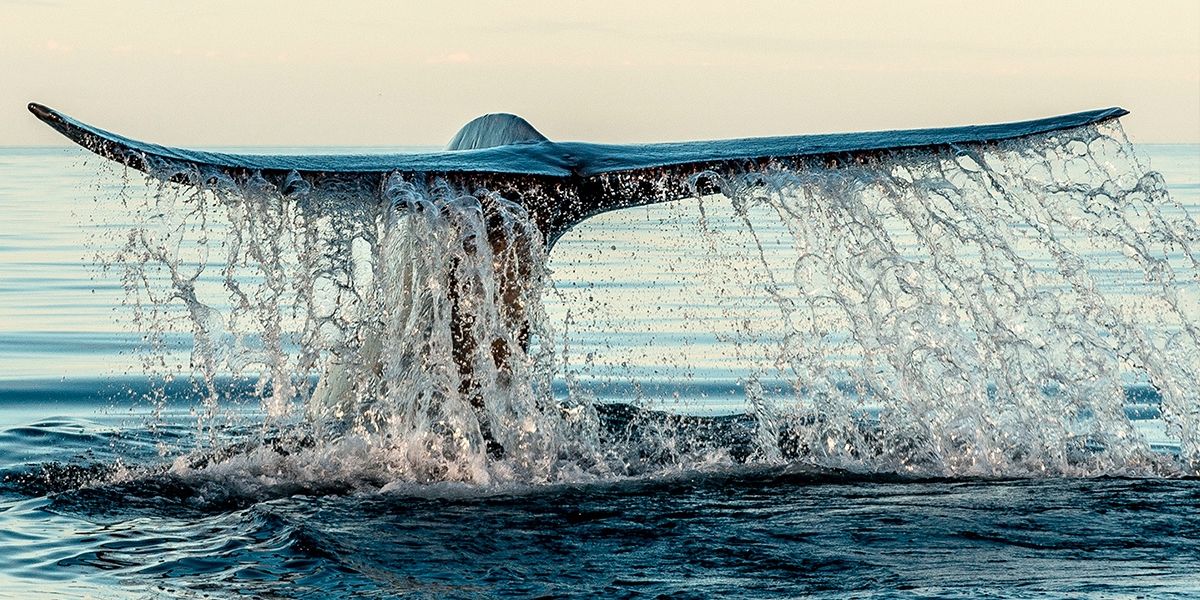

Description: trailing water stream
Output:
[90,118,1199,487]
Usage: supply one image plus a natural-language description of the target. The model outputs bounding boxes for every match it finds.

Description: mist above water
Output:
[99,119,1198,487]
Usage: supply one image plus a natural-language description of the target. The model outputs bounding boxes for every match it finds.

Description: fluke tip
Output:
[28,102,58,123]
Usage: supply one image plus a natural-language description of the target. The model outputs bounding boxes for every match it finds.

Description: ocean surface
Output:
[1,142,1198,598]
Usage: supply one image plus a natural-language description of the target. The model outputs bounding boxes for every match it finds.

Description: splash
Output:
[672,121,1199,477]
[101,120,1198,486]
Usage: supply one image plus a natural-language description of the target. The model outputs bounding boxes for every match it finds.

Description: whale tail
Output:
[27,102,1139,462]
[27,102,1127,246]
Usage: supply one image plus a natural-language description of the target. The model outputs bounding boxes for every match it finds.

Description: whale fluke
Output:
[24,102,1140,462]
[27,102,1128,246]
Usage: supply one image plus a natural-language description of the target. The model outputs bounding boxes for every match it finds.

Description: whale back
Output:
[445,113,548,151]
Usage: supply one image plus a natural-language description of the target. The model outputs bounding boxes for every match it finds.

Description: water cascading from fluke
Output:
[671,120,1199,477]
[100,118,1197,484]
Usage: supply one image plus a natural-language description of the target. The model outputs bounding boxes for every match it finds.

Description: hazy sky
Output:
[4,0,1198,147]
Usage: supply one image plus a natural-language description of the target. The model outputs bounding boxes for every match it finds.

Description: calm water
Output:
[1,144,1198,598]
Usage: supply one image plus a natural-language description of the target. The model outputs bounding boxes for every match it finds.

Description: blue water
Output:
[1,144,1198,598]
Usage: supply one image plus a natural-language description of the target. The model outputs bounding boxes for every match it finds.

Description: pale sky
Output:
[3,0,1198,147]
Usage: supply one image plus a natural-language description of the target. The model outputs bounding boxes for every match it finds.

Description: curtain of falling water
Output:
[678,121,1198,476]
[102,120,1197,484]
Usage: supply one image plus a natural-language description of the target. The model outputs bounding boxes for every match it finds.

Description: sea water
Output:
[0,131,1198,598]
